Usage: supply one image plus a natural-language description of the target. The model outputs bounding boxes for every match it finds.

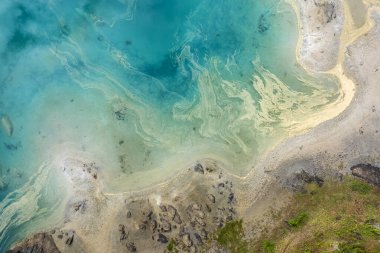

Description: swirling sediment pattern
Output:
[0,0,340,250]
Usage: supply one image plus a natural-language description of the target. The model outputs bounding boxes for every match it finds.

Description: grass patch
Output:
[215,220,249,253]
[251,177,380,252]
[350,180,373,194]
[261,240,275,253]
[167,238,178,253]
[287,212,308,228]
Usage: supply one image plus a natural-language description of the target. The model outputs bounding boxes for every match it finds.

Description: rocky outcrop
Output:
[351,164,380,187]
[6,233,60,253]
[286,169,325,192]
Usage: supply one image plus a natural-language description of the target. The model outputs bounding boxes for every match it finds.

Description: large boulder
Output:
[351,164,380,187]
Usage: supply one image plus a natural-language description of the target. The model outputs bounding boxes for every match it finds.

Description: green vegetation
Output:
[255,177,380,252]
[204,177,380,253]
[167,238,179,253]
[287,212,308,228]
[350,180,373,194]
[215,220,249,253]
[261,240,275,253]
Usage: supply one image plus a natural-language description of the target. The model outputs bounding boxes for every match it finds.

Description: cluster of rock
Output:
[53,229,76,246]
[81,162,98,180]
[6,233,61,253]
[114,163,237,252]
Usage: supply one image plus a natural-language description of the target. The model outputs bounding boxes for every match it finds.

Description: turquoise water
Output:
[0,0,340,250]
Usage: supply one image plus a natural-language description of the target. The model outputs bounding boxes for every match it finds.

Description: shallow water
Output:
[0,0,340,250]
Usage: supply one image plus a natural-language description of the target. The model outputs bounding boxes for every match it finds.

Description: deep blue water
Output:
[0,0,340,251]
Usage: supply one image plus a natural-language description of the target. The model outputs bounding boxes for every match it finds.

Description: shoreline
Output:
[6,1,380,252]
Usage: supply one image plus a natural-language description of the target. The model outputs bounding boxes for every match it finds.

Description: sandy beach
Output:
[6,0,380,252]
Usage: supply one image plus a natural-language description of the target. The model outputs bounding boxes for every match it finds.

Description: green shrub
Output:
[261,240,275,253]
[350,181,372,194]
[287,212,308,228]
[216,220,248,253]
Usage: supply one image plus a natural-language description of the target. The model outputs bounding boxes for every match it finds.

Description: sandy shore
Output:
[7,0,380,252]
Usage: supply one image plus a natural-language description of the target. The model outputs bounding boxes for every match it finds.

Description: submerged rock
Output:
[193,163,204,174]
[0,177,7,191]
[6,233,60,253]
[351,164,380,187]
[1,115,13,136]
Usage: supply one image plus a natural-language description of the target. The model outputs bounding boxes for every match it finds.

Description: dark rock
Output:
[146,210,153,220]
[114,108,127,121]
[6,233,61,253]
[65,231,75,246]
[57,234,63,239]
[119,224,127,241]
[73,200,87,212]
[126,242,137,252]
[127,211,132,218]
[194,163,204,174]
[227,193,235,204]
[181,233,193,247]
[4,142,21,151]
[293,169,324,189]
[351,164,380,187]
[157,233,168,244]
[205,204,212,213]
